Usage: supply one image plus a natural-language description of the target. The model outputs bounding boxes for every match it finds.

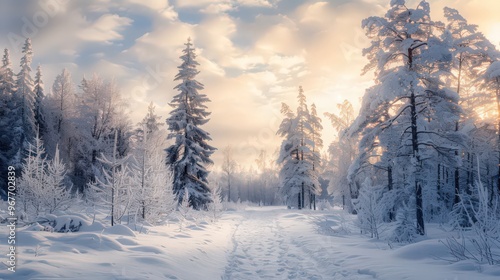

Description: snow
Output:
[1,206,500,279]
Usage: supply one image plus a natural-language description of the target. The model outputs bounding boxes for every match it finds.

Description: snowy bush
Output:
[35,214,90,233]
[389,203,418,243]
[443,178,500,265]
[177,190,192,231]
[353,180,385,239]
[18,136,72,220]
[207,183,223,223]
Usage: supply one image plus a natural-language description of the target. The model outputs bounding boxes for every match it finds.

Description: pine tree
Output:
[46,68,76,160]
[132,105,175,223]
[0,49,17,197]
[277,86,320,209]
[14,38,36,157]
[88,131,132,226]
[18,135,70,219]
[33,65,48,141]
[309,103,323,209]
[18,134,46,217]
[0,49,16,96]
[166,38,216,210]
[44,144,71,214]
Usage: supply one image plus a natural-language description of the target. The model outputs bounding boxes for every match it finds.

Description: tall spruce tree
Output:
[33,65,48,141]
[15,38,36,156]
[277,86,320,209]
[308,103,323,209]
[0,48,17,197]
[166,38,216,210]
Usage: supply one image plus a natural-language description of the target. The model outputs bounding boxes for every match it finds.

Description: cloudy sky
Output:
[1,0,499,170]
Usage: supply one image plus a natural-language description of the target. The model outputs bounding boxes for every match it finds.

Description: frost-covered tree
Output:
[255,150,280,206]
[131,105,175,223]
[74,75,131,192]
[482,61,500,196]
[308,103,323,209]
[14,38,36,161]
[33,65,47,140]
[44,145,71,214]
[88,131,132,226]
[325,100,357,212]
[354,179,385,239]
[353,0,465,235]
[18,134,46,217]
[138,102,163,137]
[443,7,499,207]
[221,146,237,202]
[0,48,17,197]
[166,39,216,210]
[18,135,71,219]
[208,183,223,222]
[0,49,16,96]
[277,86,320,209]
[46,68,77,160]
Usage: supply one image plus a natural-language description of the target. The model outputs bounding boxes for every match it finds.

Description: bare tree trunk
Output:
[388,166,394,221]
[410,89,425,235]
[297,192,301,209]
[301,184,305,210]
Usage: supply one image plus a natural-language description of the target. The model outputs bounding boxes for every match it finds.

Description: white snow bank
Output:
[102,224,136,237]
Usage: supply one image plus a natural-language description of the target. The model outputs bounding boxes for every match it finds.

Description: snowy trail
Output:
[221,207,373,280]
[222,208,324,279]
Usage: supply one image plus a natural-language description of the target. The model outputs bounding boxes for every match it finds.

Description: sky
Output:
[0,0,499,171]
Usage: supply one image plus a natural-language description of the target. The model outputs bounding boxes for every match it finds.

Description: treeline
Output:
[0,38,133,196]
[0,38,186,223]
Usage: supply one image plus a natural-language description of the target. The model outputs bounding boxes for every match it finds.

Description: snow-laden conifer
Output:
[166,38,216,210]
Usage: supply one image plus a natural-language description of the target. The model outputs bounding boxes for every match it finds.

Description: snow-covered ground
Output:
[2,206,500,279]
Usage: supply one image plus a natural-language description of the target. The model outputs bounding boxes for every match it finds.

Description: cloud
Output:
[79,14,133,42]
[236,0,275,7]
[1,0,498,168]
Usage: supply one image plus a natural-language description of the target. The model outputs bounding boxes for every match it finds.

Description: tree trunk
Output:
[496,77,500,196]
[297,192,301,209]
[454,121,460,206]
[301,183,305,210]
[388,166,394,221]
[228,174,231,203]
[410,89,425,235]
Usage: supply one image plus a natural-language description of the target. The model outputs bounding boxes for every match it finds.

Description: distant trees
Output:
[45,68,77,161]
[221,146,237,202]
[166,39,216,210]
[325,100,356,212]
[277,86,321,209]
[15,38,36,158]
[1,38,221,223]
[74,74,131,192]
[0,48,17,197]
